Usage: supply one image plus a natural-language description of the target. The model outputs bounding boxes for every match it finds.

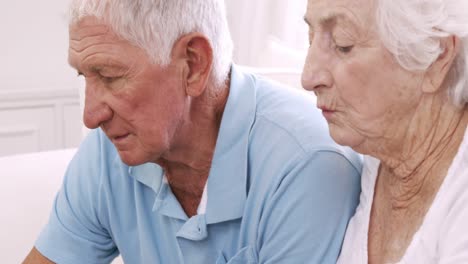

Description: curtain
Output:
[225,0,308,68]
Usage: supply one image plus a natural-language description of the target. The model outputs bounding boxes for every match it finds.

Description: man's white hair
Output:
[70,0,233,87]
[376,0,468,106]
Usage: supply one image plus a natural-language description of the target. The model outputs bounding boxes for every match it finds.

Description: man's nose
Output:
[301,42,333,93]
[82,81,113,129]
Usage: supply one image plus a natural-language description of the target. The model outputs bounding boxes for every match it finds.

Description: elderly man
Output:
[23,0,361,263]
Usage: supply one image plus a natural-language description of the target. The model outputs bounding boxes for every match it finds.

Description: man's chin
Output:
[117,150,147,166]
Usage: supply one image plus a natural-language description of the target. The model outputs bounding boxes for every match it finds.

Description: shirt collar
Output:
[205,65,257,224]
[127,162,164,193]
[127,65,256,224]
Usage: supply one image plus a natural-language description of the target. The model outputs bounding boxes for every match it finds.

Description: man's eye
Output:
[100,75,119,83]
[336,45,354,54]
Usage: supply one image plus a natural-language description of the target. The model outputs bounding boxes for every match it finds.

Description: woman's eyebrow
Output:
[304,12,348,30]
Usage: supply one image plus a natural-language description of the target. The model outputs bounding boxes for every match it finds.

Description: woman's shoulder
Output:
[408,163,468,262]
[359,156,380,202]
[409,126,468,261]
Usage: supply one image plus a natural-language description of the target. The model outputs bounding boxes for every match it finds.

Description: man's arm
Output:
[257,150,361,263]
[23,247,54,264]
[29,130,117,263]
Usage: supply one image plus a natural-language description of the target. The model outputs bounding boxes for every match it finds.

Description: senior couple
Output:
[24,0,468,263]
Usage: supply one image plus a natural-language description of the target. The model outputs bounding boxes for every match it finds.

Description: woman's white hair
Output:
[376,0,468,106]
[69,0,233,87]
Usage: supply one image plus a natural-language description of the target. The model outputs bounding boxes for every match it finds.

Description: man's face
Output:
[69,16,188,166]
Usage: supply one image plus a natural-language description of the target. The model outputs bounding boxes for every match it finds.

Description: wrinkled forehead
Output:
[69,16,113,41]
[67,16,133,69]
[305,0,376,28]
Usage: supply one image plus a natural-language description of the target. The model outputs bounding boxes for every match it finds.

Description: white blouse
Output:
[338,126,468,264]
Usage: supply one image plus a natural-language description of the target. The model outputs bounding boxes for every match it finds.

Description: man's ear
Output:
[423,36,459,93]
[171,33,213,97]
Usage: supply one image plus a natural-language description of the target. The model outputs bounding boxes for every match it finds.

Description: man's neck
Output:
[155,81,230,217]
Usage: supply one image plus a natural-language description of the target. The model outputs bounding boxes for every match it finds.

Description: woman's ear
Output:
[423,36,459,93]
[171,33,214,97]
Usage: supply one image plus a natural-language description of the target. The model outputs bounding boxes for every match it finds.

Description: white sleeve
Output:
[438,186,468,263]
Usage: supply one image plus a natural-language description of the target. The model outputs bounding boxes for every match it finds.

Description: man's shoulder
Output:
[249,76,360,166]
[245,80,362,194]
[252,77,326,143]
[69,128,128,185]
[79,128,120,160]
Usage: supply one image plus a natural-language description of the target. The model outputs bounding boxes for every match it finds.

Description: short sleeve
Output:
[35,129,118,264]
[257,150,361,264]
[438,190,468,263]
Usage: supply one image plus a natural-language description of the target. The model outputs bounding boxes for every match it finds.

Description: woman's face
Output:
[302,0,425,153]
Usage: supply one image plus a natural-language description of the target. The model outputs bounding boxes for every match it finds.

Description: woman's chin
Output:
[329,126,366,152]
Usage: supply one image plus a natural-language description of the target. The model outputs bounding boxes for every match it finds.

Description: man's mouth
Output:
[113,133,130,142]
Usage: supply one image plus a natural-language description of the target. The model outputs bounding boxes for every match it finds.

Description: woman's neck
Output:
[373,96,468,208]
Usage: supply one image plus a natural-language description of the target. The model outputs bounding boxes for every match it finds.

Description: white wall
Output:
[1,0,308,90]
[0,0,79,91]
[0,1,83,156]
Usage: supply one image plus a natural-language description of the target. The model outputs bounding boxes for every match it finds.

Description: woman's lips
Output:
[322,110,335,119]
[318,106,335,120]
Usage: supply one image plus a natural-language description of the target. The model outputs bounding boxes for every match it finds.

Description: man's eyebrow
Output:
[88,64,128,74]
[71,63,127,75]
[90,66,103,73]
[67,59,82,76]
[319,14,338,27]
[68,57,77,69]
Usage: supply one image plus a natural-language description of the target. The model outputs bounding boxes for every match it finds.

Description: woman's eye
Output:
[336,45,354,54]
[307,30,315,46]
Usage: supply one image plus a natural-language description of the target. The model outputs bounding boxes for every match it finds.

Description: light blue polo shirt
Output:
[36,65,362,264]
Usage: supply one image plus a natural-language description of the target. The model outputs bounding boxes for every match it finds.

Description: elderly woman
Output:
[302,0,468,263]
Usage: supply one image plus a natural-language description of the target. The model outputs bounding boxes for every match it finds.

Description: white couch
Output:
[0,149,126,263]
[0,149,74,263]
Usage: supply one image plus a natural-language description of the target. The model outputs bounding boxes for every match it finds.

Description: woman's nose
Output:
[301,42,334,92]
